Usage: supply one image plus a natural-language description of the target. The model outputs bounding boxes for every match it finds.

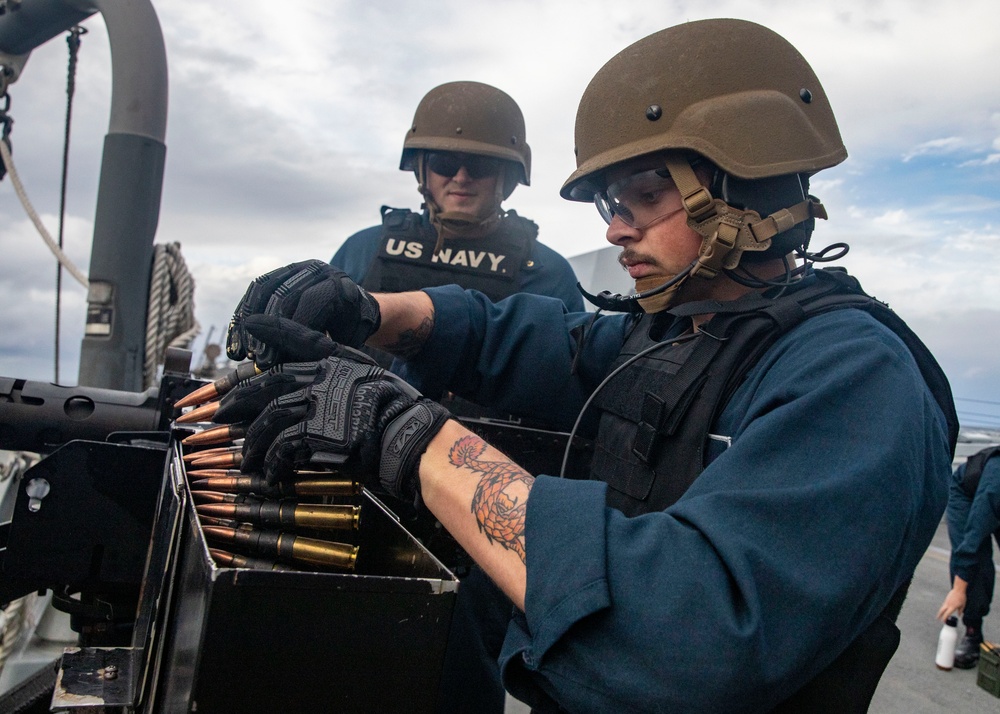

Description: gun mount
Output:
[0,355,459,712]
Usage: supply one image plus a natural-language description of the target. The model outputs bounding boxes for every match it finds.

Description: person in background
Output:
[329,80,582,714]
[331,80,582,314]
[937,445,1000,669]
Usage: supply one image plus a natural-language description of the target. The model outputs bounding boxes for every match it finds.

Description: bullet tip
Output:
[182,425,238,446]
[175,400,222,425]
[174,383,220,409]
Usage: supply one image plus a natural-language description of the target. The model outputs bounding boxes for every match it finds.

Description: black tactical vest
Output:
[961,445,1000,498]
[587,268,958,713]
[360,206,538,302]
[590,268,958,516]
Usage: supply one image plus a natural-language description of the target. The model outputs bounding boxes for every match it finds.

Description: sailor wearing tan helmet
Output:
[331,80,582,311]
[223,19,957,712]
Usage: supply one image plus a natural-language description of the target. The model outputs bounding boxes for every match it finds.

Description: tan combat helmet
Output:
[401,81,532,241]
[563,19,847,284]
[401,81,531,190]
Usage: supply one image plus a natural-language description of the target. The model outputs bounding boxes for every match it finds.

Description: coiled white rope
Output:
[0,138,89,289]
[144,242,200,388]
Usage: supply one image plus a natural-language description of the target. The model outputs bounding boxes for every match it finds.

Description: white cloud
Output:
[872,209,909,227]
[901,137,967,162]
[961,153,1000,167]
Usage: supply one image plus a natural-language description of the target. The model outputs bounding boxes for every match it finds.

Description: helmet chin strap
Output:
[635,273,688,313]
[416,154,505,255]
[662,154,827,280]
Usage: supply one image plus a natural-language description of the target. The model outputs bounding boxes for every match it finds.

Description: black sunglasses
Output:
[425,152,504,180]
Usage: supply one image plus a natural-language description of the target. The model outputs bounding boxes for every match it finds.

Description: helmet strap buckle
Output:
[664,155,715,220]
[692,221,740,279]
[665,154,831,274]
[664,155,752,277]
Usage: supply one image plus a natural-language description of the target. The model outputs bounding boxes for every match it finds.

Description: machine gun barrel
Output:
[0,374,192,454]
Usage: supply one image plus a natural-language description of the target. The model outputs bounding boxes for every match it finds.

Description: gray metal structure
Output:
[0,369,460,712]
[0,0,168,391]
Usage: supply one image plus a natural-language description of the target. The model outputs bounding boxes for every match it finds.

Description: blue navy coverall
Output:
[396,279,952,713]
[947,454,1000,630]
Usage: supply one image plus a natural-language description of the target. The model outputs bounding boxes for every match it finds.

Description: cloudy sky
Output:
[1,0,998,428]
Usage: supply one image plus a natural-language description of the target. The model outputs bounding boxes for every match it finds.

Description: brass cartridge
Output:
[174,361,259,409]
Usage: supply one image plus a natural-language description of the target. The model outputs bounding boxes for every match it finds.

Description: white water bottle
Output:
[935,614,959,670]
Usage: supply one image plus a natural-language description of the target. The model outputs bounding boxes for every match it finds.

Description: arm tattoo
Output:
[449,435,534,563]
[385,315,434,358]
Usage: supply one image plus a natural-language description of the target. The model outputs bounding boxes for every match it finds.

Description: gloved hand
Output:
[242,313,341,364]
[227,260,381,369]
[213,354,451,504]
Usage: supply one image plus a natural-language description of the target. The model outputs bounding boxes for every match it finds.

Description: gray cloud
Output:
[1,0,999,422]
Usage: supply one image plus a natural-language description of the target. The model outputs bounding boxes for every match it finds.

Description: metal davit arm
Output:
[0,0,169,391]
[0,0,94,57]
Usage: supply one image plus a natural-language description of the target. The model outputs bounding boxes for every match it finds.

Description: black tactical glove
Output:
[213,343,377,423]
[242,313,341,364]
[214,355,451,504]
[227,260,381,369]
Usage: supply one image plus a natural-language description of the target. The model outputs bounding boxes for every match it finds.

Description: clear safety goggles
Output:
[594,168,686,230]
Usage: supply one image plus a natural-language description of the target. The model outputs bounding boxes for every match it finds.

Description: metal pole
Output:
[0,0,169,391]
